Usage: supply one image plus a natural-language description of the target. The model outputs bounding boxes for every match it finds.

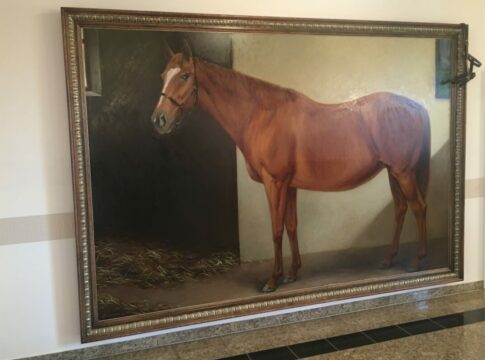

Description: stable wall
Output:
[0,1,484,359]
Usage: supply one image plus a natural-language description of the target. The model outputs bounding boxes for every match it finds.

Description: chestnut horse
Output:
[151,42,430,292]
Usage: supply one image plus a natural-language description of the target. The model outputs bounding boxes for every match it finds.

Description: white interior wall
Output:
[0,1,484,359]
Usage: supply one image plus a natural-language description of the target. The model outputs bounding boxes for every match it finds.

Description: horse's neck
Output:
[195,59,257,149]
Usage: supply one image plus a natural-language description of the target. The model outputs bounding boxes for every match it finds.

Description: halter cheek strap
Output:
[160,88,197,109]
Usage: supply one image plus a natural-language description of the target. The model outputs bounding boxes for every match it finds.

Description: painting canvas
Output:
[62,9,466,341]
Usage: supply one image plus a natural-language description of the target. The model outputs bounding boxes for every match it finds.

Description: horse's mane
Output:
[196,58,300,106]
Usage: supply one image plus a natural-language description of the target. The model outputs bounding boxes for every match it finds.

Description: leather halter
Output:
[160,60,198,111]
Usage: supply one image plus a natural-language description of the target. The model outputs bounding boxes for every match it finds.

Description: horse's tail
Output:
[416,108,431,199]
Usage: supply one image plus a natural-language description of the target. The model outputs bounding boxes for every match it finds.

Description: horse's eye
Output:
[180,73,190,81]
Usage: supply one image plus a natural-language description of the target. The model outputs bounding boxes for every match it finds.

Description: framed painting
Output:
[61,7,468,342]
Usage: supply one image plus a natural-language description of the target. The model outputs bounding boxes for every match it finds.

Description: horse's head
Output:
[151,40,197,135]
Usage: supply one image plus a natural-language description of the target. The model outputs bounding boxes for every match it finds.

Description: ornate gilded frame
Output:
[61,7,467,342]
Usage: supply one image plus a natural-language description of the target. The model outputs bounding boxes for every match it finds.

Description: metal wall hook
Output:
[450,53,482,86]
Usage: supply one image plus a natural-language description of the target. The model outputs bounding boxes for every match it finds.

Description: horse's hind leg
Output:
[381,172,408,269]
[283,187,301,283]
[394,172,427,272]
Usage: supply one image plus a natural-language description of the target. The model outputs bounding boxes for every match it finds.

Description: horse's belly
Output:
[290,158,384,191]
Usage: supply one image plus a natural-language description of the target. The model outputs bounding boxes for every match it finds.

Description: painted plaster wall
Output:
[0,1,484,359]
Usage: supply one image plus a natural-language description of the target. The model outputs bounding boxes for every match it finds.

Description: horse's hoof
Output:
[379,260,392,269]
[261,283,276,293]
[406,261,421,272]
[283,275,296,284]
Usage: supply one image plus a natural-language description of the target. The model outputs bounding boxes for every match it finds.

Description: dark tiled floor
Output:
[398,319,444,335]
[363,325,409,342]
[432,313,467,328]
[248,346,297,360]
[289,340,336,358]
[463,307,485,323]
[99,290,485,360]
[218,307,485,359]
[326,332,374,350]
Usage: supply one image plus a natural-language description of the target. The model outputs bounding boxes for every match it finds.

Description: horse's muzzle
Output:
[151,111,182,135]
[152,113,167,129]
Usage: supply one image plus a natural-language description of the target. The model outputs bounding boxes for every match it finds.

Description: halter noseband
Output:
[160,60,198,111]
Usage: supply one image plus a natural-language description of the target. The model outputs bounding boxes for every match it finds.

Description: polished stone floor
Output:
[99,289,485,360]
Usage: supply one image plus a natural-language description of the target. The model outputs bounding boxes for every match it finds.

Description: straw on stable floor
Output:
[95,239,238,289]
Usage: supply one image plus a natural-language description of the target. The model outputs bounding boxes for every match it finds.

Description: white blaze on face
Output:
[157,67,181,107]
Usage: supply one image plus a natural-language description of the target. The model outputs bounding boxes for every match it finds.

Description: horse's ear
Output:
[162,40,174,59]
[181,39,193,60]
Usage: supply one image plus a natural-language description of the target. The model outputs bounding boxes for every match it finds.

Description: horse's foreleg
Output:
[395,173,427,272]
[261,169,290,293]
[381,172,408,269]
[283,187,301,283]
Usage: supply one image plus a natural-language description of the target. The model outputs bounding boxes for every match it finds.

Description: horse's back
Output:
[289,92,430,190]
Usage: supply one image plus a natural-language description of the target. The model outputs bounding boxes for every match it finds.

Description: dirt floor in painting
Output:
[96,238,448,320]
